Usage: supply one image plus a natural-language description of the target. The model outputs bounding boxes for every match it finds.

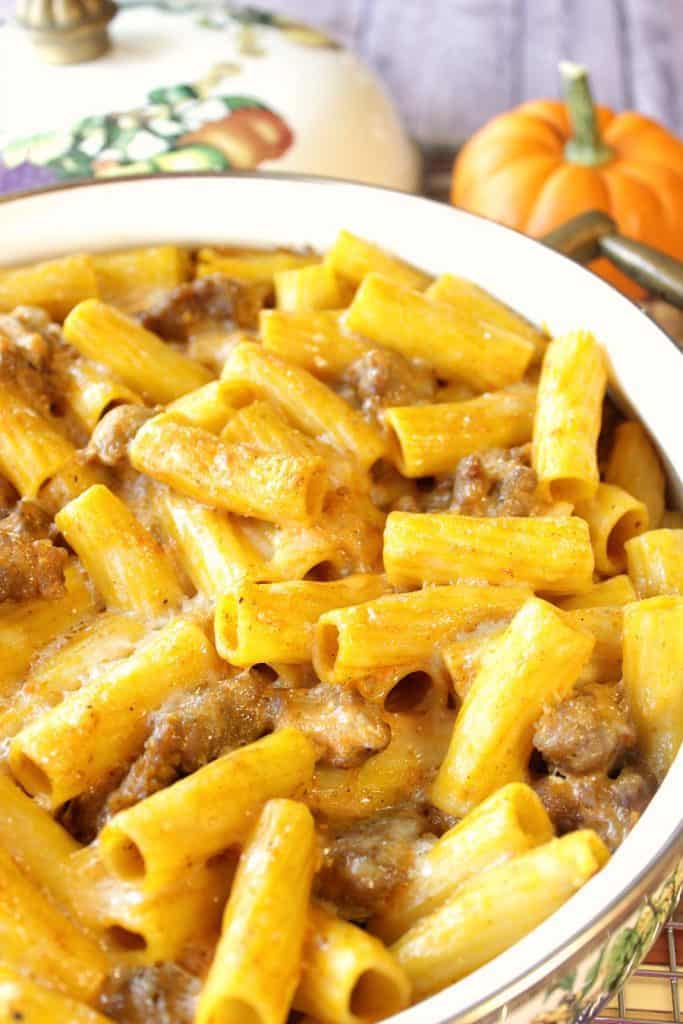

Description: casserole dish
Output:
[0,172,681,1024]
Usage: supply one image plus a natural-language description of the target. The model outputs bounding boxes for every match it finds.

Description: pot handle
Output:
[540,210,683,310]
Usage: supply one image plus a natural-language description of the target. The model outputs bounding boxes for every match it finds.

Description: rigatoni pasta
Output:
[9,616,220,808]
[0,254,97,319]
[385,382,536,477]
[606,420,666,529]
[99,729,315,891]
[391,830,608,999]
[346,273,534,390]
[372,783,553,942]
[327,228,432,290]
[0,844,108,1004]
[294,903,410,1023]
[0,965,112,1024]
[261,309,367,378]
[575,482,648,575]
[216,575,390,666]
[63,299,212,402]
[55,484,185,616]
[0,385,75,497]
[196,798,316,1024]
[314,583,531,683]
[532,329,607,504]
[383,511,594,592]
[426,272,548,360]
[623,596,683,782]
[130,412,328,525]
[222,341,385,469]
[0,231,676,1024]
[626,528,683,597]
[431,598,594,816]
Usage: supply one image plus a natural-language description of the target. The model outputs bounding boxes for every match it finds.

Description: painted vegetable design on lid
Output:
[0,81,293,183]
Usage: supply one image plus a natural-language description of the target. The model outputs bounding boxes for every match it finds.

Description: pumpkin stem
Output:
[561,62,615,166]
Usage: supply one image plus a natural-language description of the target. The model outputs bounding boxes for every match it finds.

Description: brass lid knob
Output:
[15,0,117,63]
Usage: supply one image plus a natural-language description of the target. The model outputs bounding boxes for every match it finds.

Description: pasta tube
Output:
[0,254,97,319]
[156,487,267,596]
[261,309,366,377]
[314,583,531,683]
[0,965,111,1024]
[63,299,212,402]
[345,274,534,390]
[216,575,390,667]
[310,709,454,824]
[566,606,623,685]
[431,597,594,816]
[37,451,110,516]
[384,383,536,477]
[68,846,235,964]
[532,330,607,504]
[441,624,507,701]
[55,484,184,616]
[443,605,623,698]
[294,903,410,1023]
[606,421,665,529]
[197,247,318,284]
[391,831,608,998]
[243,509,372,584]
[99,729,316,891]
[196,799,316,1024]
[0,611,146,741]
[623,596,683,782]
[221,399,322,459]
[222,342,385,469]
[0,385,75,496]
[9,616,220,808]
[575,482,648,575]
[0,776,230,965]
[130,413,327,525]
[92,245,190,313]
[626,529,683,598]
[383,511,594,593]
[556,574,635,609]
[168,379,248,432]
[0,773,80,907]
[372,783,553,942]
[326,229,432,290]
[0,845,108,1004]
[0,563,97,697]
[426,273,547,360]
[56,355,142,432]
[275,262,346,312]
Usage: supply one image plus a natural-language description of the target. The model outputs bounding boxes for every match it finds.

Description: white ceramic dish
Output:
[1,173,682,1024]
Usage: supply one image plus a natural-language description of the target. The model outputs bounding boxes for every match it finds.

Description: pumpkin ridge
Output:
[608,164,667,214]
[600,166,668,240]
[609,163,683,234]
[514,100,570,138]
[604,111,672,145]
[523,163,610,237]
[462,154,561,229]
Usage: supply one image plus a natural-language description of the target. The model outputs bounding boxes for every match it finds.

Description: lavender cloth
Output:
[252,0,683,142]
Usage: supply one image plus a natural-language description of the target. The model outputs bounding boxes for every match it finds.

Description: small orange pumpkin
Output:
[452,62,683,298]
